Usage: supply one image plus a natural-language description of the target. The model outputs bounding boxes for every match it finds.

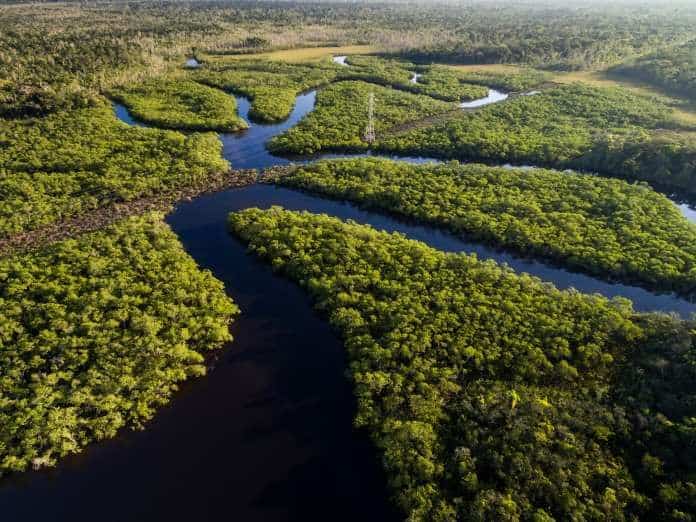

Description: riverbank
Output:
[4,63,696,522]
[0,169,257,258]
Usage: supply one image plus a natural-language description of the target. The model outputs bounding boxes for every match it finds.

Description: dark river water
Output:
[2,78,696,522]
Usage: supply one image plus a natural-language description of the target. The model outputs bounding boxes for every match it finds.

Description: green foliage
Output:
[340,55,413,84]
[612,40,696,102]
[279,158,696,297]
[109,79,247,132]
[2,1,695,119]
[0,81,99,119]
[229,207,696,521]
[414,66,489,101]
[0,103,229,238]
[448,381,643,520]
[391,7,696,71]
[193,55,496,126]
[342,56,488,102]
[0,213,238,475]
[575,129,696,198]
[268,80,454,155]
[445,68,552,92]
[194,60,339,122]
[378,83,696,198]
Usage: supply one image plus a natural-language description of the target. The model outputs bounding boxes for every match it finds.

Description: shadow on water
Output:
[113,102,146,127]
[175,185,696,317]
[219,92,442,169]
[4,78,696,522]
[220,92,316,169]
[0,184,399,522]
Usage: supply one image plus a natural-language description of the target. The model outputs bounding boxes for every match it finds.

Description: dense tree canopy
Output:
[391,6,696,71]
[194,59,339,122]
[279,158,696,297]
[2,1,695,122]
[612,40,696,102]
[0,213,238,475]
[192,56,492,124]
[3,3,696,517]
[340,56,489,102]
[230,207,696,521]
[109,79,247,132]
[377,83,696,198]
[268,80,454,155]
[435,66,551,92]
[0,102,228,237]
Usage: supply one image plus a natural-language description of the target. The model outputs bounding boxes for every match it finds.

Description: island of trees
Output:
[278,158,696,297]
[230,206,696,521]
[0,213,238,474]
[3,1,696,519]
[109,79,248,132]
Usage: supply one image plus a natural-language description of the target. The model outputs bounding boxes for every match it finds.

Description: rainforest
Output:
[2,1,696,521]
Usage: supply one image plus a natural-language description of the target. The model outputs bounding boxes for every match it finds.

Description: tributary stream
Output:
[2,68,695,522]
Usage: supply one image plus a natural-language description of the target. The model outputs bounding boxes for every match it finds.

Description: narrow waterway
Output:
[0,186,400,522]
[213,92,438,169]
[678,201,696,223]
[211,186,696,315]
[459,88,508,108]
[3,71,696,522]
[190,92,696,315]
[113,102,146,127]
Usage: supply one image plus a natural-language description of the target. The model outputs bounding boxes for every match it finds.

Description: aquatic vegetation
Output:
[0,103,228,237]
[109,79,247,132]
[379,83,696,198]
[229,207,696,521]
[268,80,454,155]
[0,213,238,475]
[278,157,696,297]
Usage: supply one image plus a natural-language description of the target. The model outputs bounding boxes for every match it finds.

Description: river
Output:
[2,69,696,522]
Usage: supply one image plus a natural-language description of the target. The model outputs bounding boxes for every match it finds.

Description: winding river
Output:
[2,69,696,521]
[459,88,509,108]
[333,54,510,107]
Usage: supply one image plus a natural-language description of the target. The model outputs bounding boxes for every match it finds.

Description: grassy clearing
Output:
[551,69,696,126]
[445,64,532,75]
[552,69,669,94]
[205,45,378,64]
[447,65,696,125]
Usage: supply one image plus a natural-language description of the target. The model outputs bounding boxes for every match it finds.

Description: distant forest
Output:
[3,1,696,117]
